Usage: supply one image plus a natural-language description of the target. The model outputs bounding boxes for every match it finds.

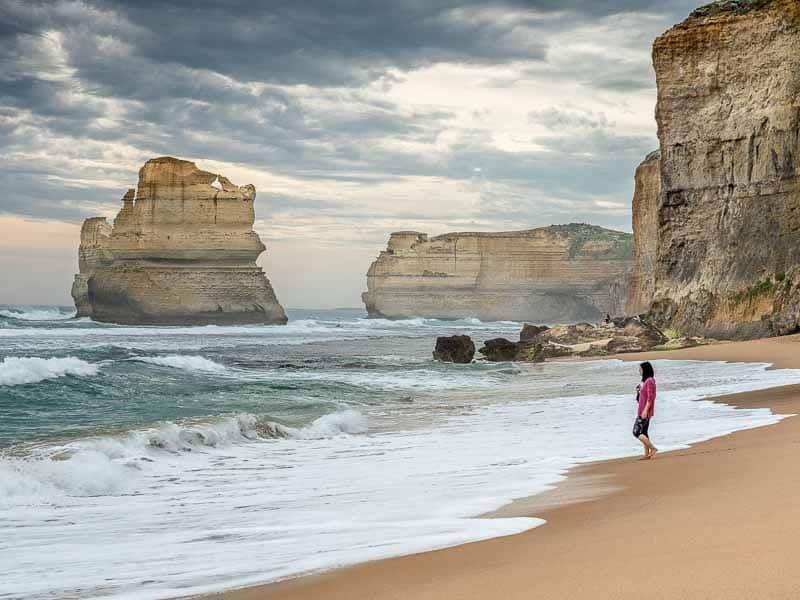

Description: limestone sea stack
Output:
[71,157,287,325]
[362,224,633,322]
[638,0,800,338]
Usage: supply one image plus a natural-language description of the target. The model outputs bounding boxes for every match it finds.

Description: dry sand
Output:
[207,335,800,600]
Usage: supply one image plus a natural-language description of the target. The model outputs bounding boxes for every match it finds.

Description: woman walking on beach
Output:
[634,361,658,460]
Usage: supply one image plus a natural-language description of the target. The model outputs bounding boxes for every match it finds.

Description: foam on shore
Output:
[3,359,800,599]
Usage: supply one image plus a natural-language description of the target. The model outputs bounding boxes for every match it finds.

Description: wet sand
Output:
[207,334,800,600]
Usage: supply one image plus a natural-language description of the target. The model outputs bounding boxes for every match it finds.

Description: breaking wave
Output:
[0,410,368,499]
[0,356,99,386]
[135,355,229,374]
[260,409,368,439]
[0,307,76,321]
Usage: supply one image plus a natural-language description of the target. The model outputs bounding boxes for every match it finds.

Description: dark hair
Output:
[640,361,655,382]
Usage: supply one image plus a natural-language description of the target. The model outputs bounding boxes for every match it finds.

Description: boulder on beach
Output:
[433,335,475,363]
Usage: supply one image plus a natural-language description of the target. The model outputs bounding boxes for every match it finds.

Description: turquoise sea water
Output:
[3,305,800,599]
[0,306,524,448]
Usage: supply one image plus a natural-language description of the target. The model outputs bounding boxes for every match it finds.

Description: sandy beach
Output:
[209,334,800,600]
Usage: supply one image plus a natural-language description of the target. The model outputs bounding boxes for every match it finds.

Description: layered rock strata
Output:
[363,224,633,322]
[625,151,661,316]
[645,0,800,338]
[72,217,114,317]
[71,157,287,325]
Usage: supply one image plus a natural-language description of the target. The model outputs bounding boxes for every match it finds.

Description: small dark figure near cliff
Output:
[634,361,659,460]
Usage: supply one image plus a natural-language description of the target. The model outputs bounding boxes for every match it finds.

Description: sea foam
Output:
[6,307,800,600]
[3,360,797,600]
[0,307,76,321]
[135,354,229,374]
[0,356,99,386]
[0,410,369,500]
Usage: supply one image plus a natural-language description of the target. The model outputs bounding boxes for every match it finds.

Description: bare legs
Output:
[638,435,658,460]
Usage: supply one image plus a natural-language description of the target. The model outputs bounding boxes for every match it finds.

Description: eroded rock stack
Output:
[363,224,633,323]
[639,0,800,339]
[71,157,287,325]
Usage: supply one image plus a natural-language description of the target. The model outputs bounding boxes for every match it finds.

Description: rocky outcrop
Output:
[625,151,661,316]
[520,324,549,342]
[473,317,675,362]
[645,0,800,339]
[72,217,114,317]
[71,157,287,325]
[478,338,520,362]
[363,224,633,323]
[433,335,476,363]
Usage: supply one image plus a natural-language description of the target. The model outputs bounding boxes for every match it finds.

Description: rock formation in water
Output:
[433,335,476,363]
[363,224,633,322]
[625,151,661,316]
[71,157,287,325]
[639,0,800,339]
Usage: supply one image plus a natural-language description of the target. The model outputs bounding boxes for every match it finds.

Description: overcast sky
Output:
[0,0,699,308]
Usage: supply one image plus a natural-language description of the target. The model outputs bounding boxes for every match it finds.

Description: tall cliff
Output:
[645,0,800,338]
[625,150,661,316]
[363,224,632,322]
[71,157,287,325]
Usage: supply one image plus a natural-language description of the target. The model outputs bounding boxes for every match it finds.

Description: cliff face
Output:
[647,0,800,338]
[71,217,114,318]
[363,224,632,322]
[71,157,287,325]
[625,151,661,316]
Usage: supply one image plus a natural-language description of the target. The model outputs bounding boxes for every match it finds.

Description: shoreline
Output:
[205,334,800,600]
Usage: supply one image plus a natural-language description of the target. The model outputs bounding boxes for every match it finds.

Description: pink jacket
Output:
[638,377,656,418]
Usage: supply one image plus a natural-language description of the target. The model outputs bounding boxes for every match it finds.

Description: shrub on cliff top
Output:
[547,223,633,261]
[691,0,772,19]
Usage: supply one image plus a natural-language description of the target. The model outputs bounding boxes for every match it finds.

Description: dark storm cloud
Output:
[0,0,701,224]
[0,163,116,221]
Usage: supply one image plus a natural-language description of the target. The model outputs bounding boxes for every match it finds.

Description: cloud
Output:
[529,107,612,130]
[0,0,700,306]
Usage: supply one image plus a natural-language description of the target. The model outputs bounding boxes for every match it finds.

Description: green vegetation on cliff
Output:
[547,223,633,261]
[730,277,777,305]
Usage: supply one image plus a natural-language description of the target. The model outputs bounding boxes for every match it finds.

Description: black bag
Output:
[633,417,647,438]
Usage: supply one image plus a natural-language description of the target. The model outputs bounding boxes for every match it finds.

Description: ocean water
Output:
[2,306,800,599]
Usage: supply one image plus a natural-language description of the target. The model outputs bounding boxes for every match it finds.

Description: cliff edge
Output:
[71,157,287,325]
[363,224,632,322]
